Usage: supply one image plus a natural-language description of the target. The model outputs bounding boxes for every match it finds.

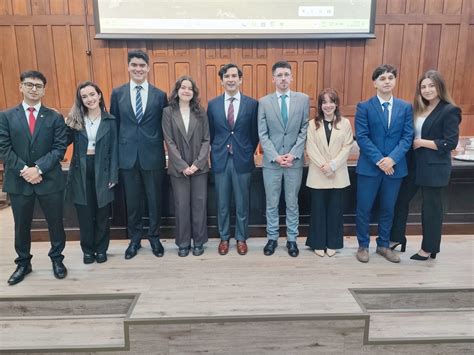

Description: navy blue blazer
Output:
[110,83,168,170]
[355,96,414,179]
[208,93,259,174]
[0,104,67,195]
[414,101,461,187]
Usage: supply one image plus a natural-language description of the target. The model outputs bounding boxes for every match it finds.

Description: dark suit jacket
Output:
[207,93,259,174]
[0,104,67,195]
[414,101,461,187]
[110,82,168,170]
[162,106,210,178]
[355,96,414,179]
[66,111,119,208]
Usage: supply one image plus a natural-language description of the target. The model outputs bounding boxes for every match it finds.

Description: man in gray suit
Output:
[258,61,309,257]
[110,50,168,260]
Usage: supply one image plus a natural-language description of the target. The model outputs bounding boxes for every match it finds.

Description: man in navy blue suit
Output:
[207,64,259,255]
[355,64,413,263]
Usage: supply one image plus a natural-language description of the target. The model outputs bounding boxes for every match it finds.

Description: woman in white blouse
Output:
[66,82,118,264]
[305,88,353,257]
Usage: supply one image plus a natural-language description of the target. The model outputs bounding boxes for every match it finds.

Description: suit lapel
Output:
[187,111,198,142]
[95,118,110,143]
[421,101,443,137]
[271,93,285,129]
[288,92,297,128]
[370,97,387,133]
[389,99,400,131]
[218,95,229,130]
[316,123,331,156]
[234,95,246,129]
[16,106,32,142]
[125,85,136,122]
[175,108,190,145]
[31,106,47,144]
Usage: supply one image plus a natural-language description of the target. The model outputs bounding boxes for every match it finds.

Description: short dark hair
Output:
[372,64,397,81]
[20,70,47,86]
[128,49,149,65]
[272,61,292,74]
[218,64,242,80]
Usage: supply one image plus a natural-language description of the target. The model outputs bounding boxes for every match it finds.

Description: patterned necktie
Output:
[27,107,36,135]
[382,101,390,128]
[280,94,288,127]
[135,85,143,123]
[227,97,235,128]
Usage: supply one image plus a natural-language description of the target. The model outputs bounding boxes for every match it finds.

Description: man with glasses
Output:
[0,70,68,285]
[258,61,309,257]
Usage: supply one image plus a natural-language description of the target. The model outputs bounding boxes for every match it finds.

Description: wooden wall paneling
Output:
[0,0,13,15]
[288,60,299,93]
[89,26,111,103]
[0,64,7,109]
[68,0,85,15]
[204,64,219,105]
[398,24,423,102]
[70,25,90,85]
[108,42,128,89]
[33,25,59,109]
[324,40,346,99]
[302,61,318,105]
[14,25,37,72]
[361,25,385,100]
[154,62,170,96]
[420,24,441,72]
[344,40,366,120]
[383,24,405,97]
[387,0,407,14]
[407,0,425,13]
[0,25,21,107]
[12,0,29,15]
[51,25,75,109]
[456,25,474,106]
[437,24,460,92]
[49,0,68,15]
[241,64,253,98]
[376,0,388,14]
[256,64,268,100]
[444,0,463,15]
[31,0,50,15]
[425,0,444,14]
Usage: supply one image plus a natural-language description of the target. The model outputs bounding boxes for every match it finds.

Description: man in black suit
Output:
[0,70,68,285]
[110,49,168,259]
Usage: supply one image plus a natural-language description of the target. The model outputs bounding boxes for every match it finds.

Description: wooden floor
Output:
[0,206,473,354]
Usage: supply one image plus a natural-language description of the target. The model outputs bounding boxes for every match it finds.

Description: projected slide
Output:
[94,0,375,39]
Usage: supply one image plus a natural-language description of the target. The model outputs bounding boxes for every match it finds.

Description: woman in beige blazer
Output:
[162,76,210,257]
[305,88,353,257]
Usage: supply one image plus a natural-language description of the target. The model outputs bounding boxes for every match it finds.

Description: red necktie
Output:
[227,97,235,128]
[28,107,36,135]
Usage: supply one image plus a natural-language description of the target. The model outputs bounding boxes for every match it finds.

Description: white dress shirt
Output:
[376,95,394,127]
[22,101,41,123]
[277,90,291,115]
[130,80,149,115]
[224,91,241,124]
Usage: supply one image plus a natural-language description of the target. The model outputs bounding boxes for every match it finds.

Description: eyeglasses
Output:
[22,82,45,90]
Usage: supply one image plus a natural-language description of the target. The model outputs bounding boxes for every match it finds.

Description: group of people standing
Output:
[0,49,461,286]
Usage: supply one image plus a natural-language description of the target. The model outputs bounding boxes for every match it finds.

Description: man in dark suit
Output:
[208,64,259,255]
[110,49,168,259]
[0,70,68,285]
[355,64,413,263]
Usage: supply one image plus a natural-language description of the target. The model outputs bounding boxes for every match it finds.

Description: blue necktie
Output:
[382,101,390,128]
[135,85,143,123]
[281,94,288,127]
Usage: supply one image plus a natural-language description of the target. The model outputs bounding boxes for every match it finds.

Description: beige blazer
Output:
[306,117,353,189]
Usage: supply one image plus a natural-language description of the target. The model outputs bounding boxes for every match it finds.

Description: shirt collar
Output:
[377,95,393,107]
[225,91,241,102]
[277,90,290,98]
[22,101,41,112]
[131,80,148,91]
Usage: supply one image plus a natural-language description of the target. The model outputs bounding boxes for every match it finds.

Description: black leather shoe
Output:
[52,260,67,279]
[192,245,204,256]
[286,241,299,257]
[8,264,32,285]
[95,253,107,263]
[83,253,95,264]
[125,242,141,260]
[178,247,190,257]
[263,240,278,256]
[149,238,164,257]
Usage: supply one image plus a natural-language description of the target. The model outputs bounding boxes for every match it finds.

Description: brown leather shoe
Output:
[218,240,229,255]
[236,241,248,255]
[376,246,400,263]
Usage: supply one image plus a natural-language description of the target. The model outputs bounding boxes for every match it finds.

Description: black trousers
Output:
[391,176,445,253]
[75,155,111,255]
[306,188,344,250]
[121,160,164,243]
[9,190,66,266]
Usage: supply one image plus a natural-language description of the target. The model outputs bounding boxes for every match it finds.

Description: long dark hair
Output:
[314,88,342,130]
[413,70,456,116]
[66,81,106,130]
[168,76,203,114]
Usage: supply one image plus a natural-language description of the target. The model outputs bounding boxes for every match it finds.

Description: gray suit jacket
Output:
[162,106,210,178]
[258,91,310,169]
